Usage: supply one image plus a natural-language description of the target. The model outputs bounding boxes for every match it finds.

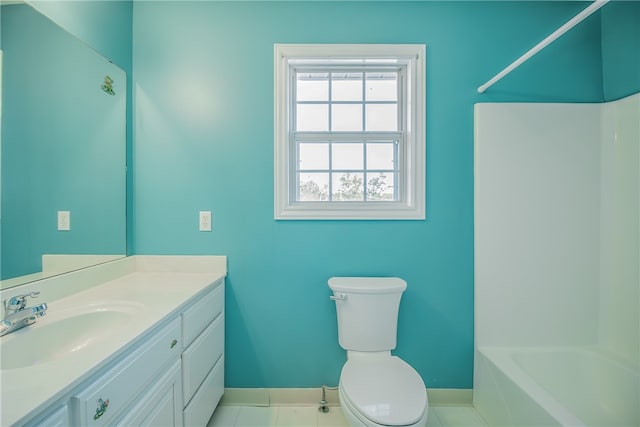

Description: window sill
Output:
[274,202,425,220]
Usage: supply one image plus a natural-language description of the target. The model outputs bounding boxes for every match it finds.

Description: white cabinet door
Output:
[116,360,183,427]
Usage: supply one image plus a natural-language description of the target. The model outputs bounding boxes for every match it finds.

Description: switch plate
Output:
[58,211,71,231]
[199,211,212,232]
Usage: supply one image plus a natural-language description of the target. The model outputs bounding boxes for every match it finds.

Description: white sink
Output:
[0,302,143,370]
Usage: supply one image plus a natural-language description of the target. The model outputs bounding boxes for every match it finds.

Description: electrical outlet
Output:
[199,211,212,232]
[58,211,71,231]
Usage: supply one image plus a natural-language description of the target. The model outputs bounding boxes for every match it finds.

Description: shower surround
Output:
[473,93,639,426]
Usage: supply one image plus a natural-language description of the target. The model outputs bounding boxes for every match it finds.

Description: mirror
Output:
[0,1,126,289]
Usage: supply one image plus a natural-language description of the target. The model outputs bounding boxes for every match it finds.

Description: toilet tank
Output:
[328,277,407,351]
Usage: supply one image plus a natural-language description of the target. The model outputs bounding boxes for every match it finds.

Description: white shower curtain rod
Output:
[477,0,610,93]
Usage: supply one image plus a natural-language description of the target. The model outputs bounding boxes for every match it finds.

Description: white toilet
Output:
[328,277,428,427]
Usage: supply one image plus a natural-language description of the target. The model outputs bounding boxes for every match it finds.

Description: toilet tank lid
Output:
[328,277,407,294]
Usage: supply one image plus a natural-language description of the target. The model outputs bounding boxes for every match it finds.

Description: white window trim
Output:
[274,44,426,220]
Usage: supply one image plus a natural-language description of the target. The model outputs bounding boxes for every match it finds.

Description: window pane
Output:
[366,73,397,101]
[332,143,363,170]
[297,77,328,101]
[366,143,396,170]
[367,173,395,201]
[299,143,329,170]
[365,104,397,131]
[332,73,363,101]
[298,173,329,201]
[332,104,362,131]
[297,104,328,131]
[332,172,364,201]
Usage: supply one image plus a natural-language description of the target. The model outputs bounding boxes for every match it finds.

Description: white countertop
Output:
[0,256,226,426]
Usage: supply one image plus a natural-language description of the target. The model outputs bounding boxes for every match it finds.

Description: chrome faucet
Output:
[0,291,48,337]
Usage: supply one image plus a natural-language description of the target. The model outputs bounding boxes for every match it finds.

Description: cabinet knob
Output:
[170,339,178,349]
[93,398,109,420]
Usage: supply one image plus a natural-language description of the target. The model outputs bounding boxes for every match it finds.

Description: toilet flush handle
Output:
[330,293,346,301]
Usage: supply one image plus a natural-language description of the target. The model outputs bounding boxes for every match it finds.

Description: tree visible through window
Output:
[275,44,426,220]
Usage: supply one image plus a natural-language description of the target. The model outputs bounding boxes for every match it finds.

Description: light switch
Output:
[58,211,70,231]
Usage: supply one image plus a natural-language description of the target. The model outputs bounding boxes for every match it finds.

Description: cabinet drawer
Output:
[183,355,224,427]
[71,317,182,426]
[182,280,224,348]
[182,313,224,405]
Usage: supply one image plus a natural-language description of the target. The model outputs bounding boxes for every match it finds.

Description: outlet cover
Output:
[199,211,212,232]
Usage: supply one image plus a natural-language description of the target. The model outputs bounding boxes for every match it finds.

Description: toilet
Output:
[328,277,428,427]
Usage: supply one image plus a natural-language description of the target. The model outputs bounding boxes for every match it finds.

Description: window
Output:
[274,44,425,220]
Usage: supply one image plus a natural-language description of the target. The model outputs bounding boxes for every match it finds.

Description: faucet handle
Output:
[6,291,41,311]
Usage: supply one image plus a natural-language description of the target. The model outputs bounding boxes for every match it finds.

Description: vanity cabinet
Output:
[17,278,225,427]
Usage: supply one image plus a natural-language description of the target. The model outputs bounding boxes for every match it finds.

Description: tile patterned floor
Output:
[208,405,487,427]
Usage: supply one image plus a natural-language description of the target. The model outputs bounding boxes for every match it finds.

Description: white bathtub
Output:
[474,347,639,427]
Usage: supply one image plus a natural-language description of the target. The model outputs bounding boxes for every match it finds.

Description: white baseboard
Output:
[427,388,473,406]
[219,388,270,407]
[219,388,472,407]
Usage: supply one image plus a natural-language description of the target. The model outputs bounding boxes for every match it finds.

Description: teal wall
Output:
[1,4,126,279]
[132,1,604,388]
[601,0,640,101]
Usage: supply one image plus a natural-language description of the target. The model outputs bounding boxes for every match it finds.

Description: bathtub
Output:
[473,347,639,427]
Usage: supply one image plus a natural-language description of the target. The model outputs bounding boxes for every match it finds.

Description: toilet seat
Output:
[340,356,427,426]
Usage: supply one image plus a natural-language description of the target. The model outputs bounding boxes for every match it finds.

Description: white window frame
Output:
[274,44,426,220]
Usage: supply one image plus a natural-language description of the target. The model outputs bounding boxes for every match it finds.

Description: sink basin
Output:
[0,302,142,370]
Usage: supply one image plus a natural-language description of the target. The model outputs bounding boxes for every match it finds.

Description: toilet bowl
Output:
[339,354,428,426]
[328,277,428,427]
